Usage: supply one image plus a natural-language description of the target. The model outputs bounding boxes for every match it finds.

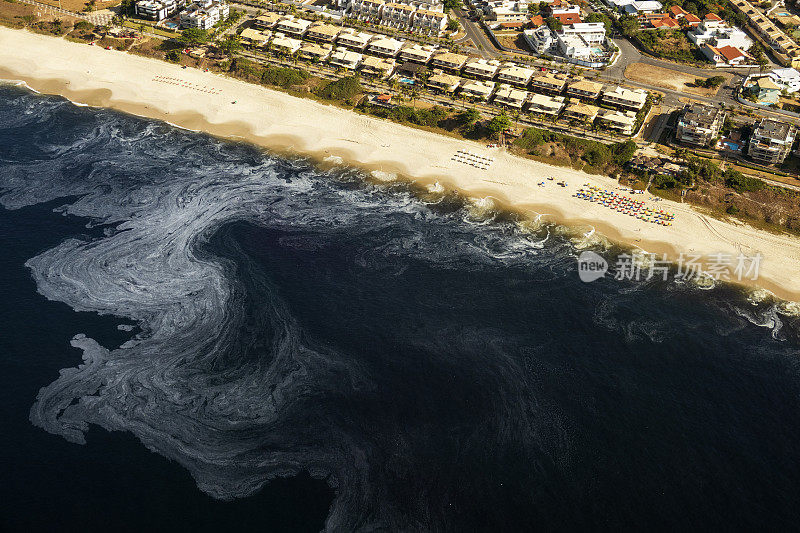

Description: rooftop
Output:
[753,118,795,140]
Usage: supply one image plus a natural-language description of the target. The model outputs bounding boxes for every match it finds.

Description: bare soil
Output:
[625,63,728,97]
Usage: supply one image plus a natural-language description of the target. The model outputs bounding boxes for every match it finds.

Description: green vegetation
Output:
[637,29,707,63]
[695,75,725,88]
[447,18,459,32]
[545,16,562,32]
[514,128,639,172]
[724,169,765,192]
[617,15,640,38]
[261,65,310,87]
[217,35,241,56]
[585,12,612,33]
[443,0,459,10]
[487,113,512,136]
[363,104,450,128]
[165,49,181,62]
[179,28,209,46]
[315,76,363,101]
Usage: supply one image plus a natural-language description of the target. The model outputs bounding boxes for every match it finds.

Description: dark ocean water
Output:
[1,84,800,531]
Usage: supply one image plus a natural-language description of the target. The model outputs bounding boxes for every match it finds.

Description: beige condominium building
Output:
[330,47,364,69]
[366,36,405,58]
[275,16,312,37]
[298,42,333,61]
[597,109,637,135]
[359,55,396,77]
[730,0,800,68]
[252,12,283,30]
[563,102,600,122]
[676,103,725,146]
[747,118,798,164]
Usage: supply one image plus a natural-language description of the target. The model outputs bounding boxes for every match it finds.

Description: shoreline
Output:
[3,27,800,302]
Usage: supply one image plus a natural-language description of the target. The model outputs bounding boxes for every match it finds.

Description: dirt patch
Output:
[496,33,530,53]
[625,63,728,97]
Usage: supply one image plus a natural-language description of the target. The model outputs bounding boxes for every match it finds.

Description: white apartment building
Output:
[768,68,800,94]
[135,0,184,21]
[351,0,386,22]
[180,0,229,29]
[523,26,556,54]
[688,18,752,49]
[412,9,447,35]
[381,2,418,30]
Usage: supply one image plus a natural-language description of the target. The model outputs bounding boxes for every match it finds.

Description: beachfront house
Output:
[270,33,303,55]
[298,42,333,62]
[180,0,229,30]
[329,47,364,70]
[367,37,405,58]
[426,72,461,93]
[530,73,568,94]
[398,43,438,64]
[463,59,501,80]
[459,80,496,101]
[305,22,343,43]
[563,102,600,123]
[596,109,637,135]
[623,0,663,15]
[239,28,271,48]
[430,51,469,72]
[252,12,283,30]
[359,56,396,78]
[134,0,185,21]
[275,16,313,37]
[496,64,536,87]
[336,30,376,51]
[526,93,565,116]
[675,103,725,146]
[747,118,797,164]
[566,78,604,100]
[493,85,529,108]
[601,86,648,111]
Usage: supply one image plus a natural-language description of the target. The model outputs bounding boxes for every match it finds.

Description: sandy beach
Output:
[2,27,800,300]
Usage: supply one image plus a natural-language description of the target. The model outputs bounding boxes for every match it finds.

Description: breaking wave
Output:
[3,86,800,530]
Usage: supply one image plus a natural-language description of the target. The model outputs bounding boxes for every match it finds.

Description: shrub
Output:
[316,76,362,101]
[724,170,764,192]
[165,50,181,62]
[261,66,309,87]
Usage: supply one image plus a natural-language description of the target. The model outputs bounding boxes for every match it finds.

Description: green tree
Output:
[545,16,562,32]
[180,28,209,46]
[218,35,241,56]
[618,15,640,37]
[488,113,512,136]
[447,19,459,32]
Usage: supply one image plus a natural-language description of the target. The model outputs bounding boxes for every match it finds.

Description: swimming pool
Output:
[164,22,179,29]
[399,77,415,85]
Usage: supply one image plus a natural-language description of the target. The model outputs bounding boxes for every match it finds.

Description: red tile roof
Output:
[652,16,680,28]
[704,13,722,21]
[717,45,748,61]
[500,21,525,28]
[685,13,701,23]
[669,5,687,16]
[529,14,544,27]
[554,12,582,25]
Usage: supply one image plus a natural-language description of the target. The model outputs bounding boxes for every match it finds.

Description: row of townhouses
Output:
[332,0,449,35]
